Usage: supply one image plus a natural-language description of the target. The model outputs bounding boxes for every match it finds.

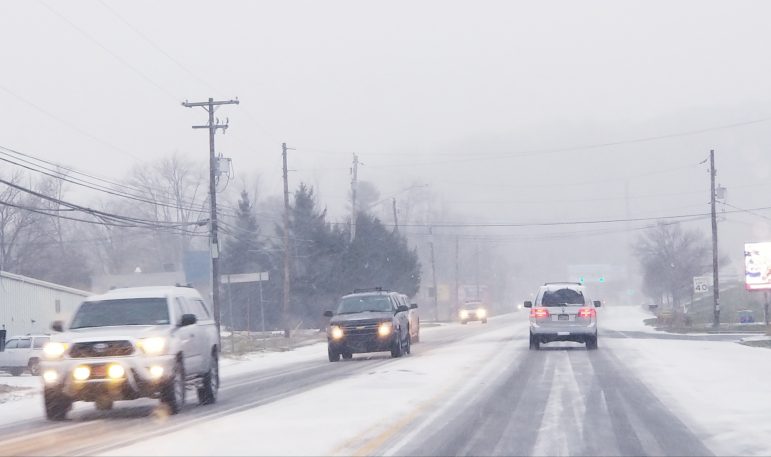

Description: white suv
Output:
[524,282,601,350]
[40,286,219,420]
[0,334,50,376]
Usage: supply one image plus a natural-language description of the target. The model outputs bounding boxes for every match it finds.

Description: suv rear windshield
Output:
[70,298,170,329]
[541,288,585,306]
[337,295,393,314]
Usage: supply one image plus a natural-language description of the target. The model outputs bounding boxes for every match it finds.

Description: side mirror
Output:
[179,313,197,327]
[593,300,602,308]
[410,303,418,309]
[51,321,64,332]
[524,301,533,308]
[323,310,334,318]
[396,305,409,313]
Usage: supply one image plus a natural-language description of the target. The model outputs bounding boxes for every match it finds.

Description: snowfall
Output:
[0,306,769,456]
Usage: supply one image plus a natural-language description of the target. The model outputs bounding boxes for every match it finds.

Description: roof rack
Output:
[544,282,583,286]
[352,287,388,294]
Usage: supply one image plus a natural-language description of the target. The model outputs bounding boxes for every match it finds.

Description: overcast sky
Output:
[1,0,770,280]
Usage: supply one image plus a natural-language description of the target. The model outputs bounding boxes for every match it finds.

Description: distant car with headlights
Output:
[524,282,601,350]
[459,300,488,324]
[0,334,50,376]
[323,288,412,361]
[40,286,219,420]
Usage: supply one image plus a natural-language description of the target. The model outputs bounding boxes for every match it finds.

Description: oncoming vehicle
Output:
[40,286,219,420]
[459,300,488,324]
[323,288,411,361]
[0,334,50,376]
[524,282,601,350]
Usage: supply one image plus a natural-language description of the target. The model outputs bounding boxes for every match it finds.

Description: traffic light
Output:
[599,276,605,283]
[579,276,585,283]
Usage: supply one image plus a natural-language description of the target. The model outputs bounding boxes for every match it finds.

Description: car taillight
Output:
[530,307,549,319]
[578,308,596,318]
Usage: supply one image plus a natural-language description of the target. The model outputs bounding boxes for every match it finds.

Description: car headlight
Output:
[477,309,487,318]
[459,310,469,319]
[136,337,167,355]
[330,325,344,340]
[378,322,393,337]
[43,342,70,359]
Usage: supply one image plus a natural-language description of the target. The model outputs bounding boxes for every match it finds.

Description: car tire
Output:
[28,358,41,376]
[586,334,599,350]
[405,333,411,355]
[529,334,540,350]
[9,367,24,377]
[461,320,467,325]
[390,336,403,358]
[342,351,353,360]
[198,350,219,405]
[482,319,488,324]
[44,389,72,421]
[413,332,420,344]
[160,359,185,415]
[328,346,341,362]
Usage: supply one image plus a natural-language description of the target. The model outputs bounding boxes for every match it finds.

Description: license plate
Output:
[557,332,570,336]
[90,365,106,378]
[558,314,570,321]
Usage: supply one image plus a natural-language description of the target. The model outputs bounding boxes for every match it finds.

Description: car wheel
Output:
[461,320,468,325]
[529,333,540,350]
[160,359,185,415]
[328,346,341,362]
[342,351,353,360]
[9,367,24,377]
[28,358,41,376]
[44,389,72,421]
[481,319,488,324]
[413,331,420,344]
[390,336,403,358]
[587,334,598,350]
[405,333,411,355]
[95,397,114,411]
[198,350,219,405]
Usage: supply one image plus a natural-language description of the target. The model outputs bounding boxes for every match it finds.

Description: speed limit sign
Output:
[693,276,712,294]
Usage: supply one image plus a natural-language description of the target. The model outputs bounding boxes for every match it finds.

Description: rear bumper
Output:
[530,321,596,337]
[40,355,175,401]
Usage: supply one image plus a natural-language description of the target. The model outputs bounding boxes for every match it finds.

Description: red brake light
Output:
[578,308,596,318]
[530,307,550,319]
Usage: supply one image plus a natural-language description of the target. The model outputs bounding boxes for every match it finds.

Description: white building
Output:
[0,271,90,337]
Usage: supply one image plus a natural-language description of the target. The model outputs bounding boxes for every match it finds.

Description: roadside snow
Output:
[607,336,771,456]
[599,304,658,333]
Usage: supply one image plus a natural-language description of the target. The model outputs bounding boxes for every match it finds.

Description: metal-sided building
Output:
[0,271,90,338]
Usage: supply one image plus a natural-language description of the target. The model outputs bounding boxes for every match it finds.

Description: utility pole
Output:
[183,97,239,346]
[350,153,359,242]
[282,142,293,338]
[454,235,460,315]
[392,197,399,233]
[475,242,481,300]
[429,226,438,321]
[710,149,720,328]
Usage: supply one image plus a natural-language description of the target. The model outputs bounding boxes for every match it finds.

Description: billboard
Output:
[744,242,771,291]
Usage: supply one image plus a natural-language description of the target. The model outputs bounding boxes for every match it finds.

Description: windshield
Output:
[336,296,393,314]
[69,298,170,329]
[541,289,585,306]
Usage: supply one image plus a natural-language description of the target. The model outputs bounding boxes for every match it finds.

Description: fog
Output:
[1,0,770,307]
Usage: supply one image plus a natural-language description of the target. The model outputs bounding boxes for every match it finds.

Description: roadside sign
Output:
[693,276,712,294]
[222,272,269,284]
[745,242,771,291]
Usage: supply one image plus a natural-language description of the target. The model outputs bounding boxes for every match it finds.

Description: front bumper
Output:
[328,334,396,354]
[40,354,176,401]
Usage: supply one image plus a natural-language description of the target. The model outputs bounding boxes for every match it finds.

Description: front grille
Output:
[70,340,134,358]
[340,319,384,337]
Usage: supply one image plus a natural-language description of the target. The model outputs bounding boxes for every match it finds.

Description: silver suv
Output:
[524,282,601,350]
[40,286,219,420]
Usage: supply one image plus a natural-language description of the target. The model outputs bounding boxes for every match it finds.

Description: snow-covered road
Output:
[0,307,769,456]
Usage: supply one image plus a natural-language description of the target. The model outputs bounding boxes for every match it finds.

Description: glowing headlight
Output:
[378,322,393,337]
[330,326,344,340]
[43,370,59,384]
[73,366,90,381]
[477,309,487,318]
[43,342,69,359]
[137,337,167,355]
[459,310,469,319]
[149,366,164,380]
[107,364,125,379]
